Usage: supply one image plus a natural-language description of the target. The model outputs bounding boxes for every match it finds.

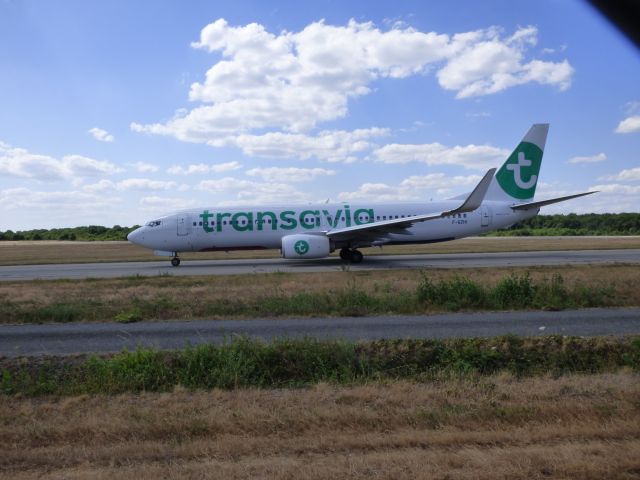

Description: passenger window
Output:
[192,222,196,226]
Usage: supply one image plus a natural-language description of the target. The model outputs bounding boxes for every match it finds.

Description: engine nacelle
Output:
[281,234,331,259]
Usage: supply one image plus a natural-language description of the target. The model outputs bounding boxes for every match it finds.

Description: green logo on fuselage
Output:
[495,141,543,200]
[198,206,375,234]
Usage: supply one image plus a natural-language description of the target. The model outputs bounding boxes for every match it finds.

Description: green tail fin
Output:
[486,124,548,202]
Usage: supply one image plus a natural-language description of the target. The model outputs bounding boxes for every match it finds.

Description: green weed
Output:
[2,336,638,397]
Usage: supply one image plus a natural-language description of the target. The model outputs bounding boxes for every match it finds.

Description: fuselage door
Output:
[177,214,192,236]
[480,205,492,227]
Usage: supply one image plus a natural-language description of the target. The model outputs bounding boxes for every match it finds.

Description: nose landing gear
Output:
[339,248,363,263]
[171,254,180,267]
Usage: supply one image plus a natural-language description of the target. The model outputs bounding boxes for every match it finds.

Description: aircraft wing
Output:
[511,191,597,210]
[327,168,496,241]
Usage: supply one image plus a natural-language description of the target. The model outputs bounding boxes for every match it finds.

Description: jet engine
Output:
[281,234,331,259]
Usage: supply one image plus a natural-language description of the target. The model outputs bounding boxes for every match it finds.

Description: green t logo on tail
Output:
[495,142,543,200]
[294,240,310,255]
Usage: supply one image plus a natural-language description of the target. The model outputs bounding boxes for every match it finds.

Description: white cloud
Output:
[547,183,640,214]
[230,128,387,162]
[85,178,179,191]
[615,116,640,134]
[567,152,607,164]
[197,176,309,203]
[167,161,242,175]
[0,187,118,210]
[132,19,573,151]
[82,179,116,193]
[540,44,566,55]
[436,26,573,99]
[372,142,509,169]
[337,182,416,202]
[533,182,632,215]
[624,100,640,114]
[246,167,336,182]
[139,196,196,212]
[0,141,121,181]
[0,187,128,229]
[62,154,122,177]
[0,142,67,180]
[88,127,115,143]
[590,183,640,195]
[117,178,177,191]
[400,173,481,189]
[129,161,159,173]
[599,167,640,182]
[466,111,491,119]
[337,173,481,201]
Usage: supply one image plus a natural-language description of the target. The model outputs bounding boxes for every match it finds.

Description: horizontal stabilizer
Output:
[511,191,597,210]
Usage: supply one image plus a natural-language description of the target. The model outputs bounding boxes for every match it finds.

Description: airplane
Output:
[127,124,595,266]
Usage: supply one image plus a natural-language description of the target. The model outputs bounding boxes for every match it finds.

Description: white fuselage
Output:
[128,201,538,254]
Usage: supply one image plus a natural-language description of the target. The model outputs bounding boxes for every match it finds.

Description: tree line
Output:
[0,225,140,241]
[488,213,640,236]
[1,213,639,241]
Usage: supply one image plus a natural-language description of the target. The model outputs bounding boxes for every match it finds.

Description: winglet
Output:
[445,168,496,215]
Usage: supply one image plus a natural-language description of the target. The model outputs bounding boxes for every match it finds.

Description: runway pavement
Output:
[1,249,638,281]
[1,308,639,357]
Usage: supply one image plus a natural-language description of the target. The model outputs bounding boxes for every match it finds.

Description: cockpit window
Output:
[146,220,161,227]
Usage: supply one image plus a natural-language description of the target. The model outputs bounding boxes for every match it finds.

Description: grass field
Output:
[1,236,639,265]
[3,239,639,480]
[1,371,639,479]
[1,265,638,323]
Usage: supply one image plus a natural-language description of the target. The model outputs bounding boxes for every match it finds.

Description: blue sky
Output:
[1,0,639,230]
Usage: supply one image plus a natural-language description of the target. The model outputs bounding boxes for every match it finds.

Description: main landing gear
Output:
[339,248,363,264]
[171,254,181,267]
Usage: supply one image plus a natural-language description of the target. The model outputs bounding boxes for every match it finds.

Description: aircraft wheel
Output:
[350,250,363,263]
[339,248,352,261]
[171,257,181,267]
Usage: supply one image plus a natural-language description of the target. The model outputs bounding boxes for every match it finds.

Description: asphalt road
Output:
[1,249,638,281]
[1,308,639,357]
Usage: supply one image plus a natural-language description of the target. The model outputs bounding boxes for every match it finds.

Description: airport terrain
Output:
[1,264,638,323]
[1,367,639,478]
[2,237,639,480]
[1,236,639,266]
[1,308,639,356]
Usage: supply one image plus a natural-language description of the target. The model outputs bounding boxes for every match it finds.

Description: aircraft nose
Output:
[127,227,144,245]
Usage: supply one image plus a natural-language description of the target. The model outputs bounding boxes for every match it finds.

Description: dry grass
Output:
[1,264,639,323]
[1,236,639,266]
[1,372,639,479]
